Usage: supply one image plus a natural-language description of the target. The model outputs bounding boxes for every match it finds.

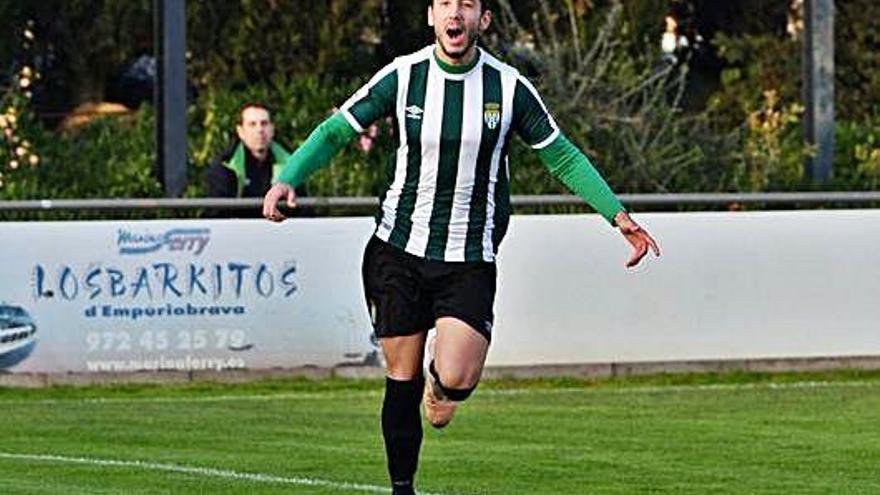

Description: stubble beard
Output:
[438,31,480,61]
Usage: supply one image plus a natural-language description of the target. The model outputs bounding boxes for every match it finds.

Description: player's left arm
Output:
[536,136,660,267]
[512,76,660,268]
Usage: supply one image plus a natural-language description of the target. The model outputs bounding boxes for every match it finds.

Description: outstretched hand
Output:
[613,211,660,268]
[262,183,297,222]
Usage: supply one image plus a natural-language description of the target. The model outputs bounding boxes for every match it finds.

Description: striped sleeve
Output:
[340,62,398,133]
[511,76,560,149]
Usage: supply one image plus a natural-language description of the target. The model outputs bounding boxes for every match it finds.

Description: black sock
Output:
[382,375,424,494]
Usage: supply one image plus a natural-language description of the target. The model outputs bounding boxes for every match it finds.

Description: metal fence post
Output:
[803,0,835,184]
[154,0,188,197]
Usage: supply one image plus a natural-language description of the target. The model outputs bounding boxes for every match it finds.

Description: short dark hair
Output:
[429,0,492,13]
[239,103,270,124]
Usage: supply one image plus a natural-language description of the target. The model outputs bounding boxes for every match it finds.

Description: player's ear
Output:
[236,125,245,141]
[479,9,492,32]
[427,5,434,27]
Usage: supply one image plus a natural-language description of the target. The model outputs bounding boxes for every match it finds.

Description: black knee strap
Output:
[428,360,477,402]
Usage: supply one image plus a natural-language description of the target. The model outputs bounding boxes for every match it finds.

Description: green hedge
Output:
[2,77,877,208]
[1,106,160,202]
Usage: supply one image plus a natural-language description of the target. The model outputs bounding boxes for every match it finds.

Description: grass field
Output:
[1,370,879,494]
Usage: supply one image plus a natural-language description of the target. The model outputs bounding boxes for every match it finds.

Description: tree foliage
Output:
[491,0,737,194]
[0,0,878,204]
[187,0,386,90]
[836,1,880,122]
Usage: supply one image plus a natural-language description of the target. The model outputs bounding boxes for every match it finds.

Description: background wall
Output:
[492,210,880,366]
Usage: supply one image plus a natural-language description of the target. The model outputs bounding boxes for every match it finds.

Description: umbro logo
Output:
[405,105,423,120]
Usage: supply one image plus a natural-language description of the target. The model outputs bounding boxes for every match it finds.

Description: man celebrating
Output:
[264,1,659,493]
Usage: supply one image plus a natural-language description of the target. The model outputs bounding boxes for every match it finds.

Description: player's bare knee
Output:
[384,356,423,381]
[429,361,479,402]
[386,364,422,382]
[438,369,480,391]
[442,381,478,402]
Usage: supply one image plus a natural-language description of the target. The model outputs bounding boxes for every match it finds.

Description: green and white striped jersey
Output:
[340,45,561,263]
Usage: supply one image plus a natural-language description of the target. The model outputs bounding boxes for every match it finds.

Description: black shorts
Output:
[361,236,496,342]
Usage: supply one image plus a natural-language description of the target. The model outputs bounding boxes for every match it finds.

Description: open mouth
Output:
[446,26,465,44]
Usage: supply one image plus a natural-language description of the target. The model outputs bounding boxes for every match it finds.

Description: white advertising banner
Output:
[2,210,879,374]
[0,218,378,373]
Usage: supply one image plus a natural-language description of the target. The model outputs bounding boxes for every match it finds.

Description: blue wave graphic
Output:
[119,228,211,256]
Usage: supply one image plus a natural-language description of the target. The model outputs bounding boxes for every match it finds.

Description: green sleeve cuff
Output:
[275,112,358,187]
[536,134,625,223]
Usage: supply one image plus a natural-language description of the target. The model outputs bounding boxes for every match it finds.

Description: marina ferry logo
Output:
[117,228,211,256]
[0,303,37,369]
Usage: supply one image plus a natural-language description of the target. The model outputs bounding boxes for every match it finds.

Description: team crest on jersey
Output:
[483,103,501,130]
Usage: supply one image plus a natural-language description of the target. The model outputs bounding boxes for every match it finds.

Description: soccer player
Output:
[263,1,660,493]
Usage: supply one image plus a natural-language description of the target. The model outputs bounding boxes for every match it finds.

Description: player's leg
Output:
[382,332,428,380]
[424,260,496,428]
[362,236,432,495]
[424,317,489,427]
[380,333,427,495]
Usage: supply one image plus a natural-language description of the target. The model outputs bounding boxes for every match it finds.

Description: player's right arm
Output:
[263,114,357,221]
[263,62,399,222]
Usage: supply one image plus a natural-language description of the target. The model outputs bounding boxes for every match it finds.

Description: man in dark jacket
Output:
[204,103,292,199]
